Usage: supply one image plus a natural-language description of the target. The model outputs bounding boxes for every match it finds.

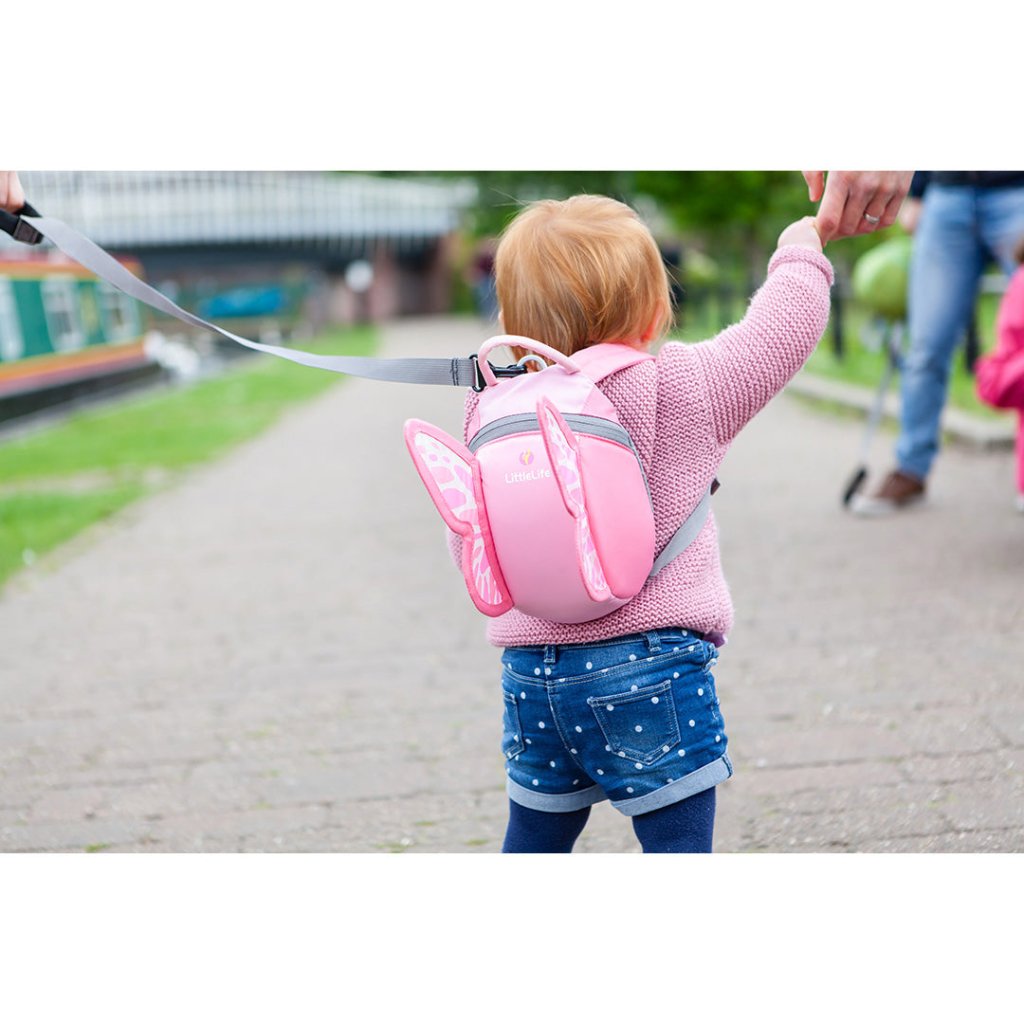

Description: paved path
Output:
[1,316,1021,853]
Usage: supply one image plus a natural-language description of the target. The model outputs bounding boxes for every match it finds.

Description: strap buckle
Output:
[0,202,44,245]
[468,353,529,392]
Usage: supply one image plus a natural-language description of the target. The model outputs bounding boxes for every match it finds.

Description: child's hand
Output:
[777,216,823,253]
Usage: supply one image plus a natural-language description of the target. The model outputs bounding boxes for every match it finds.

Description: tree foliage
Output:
[383,170,890,276]
[421,170,822,265]
[634,171,811,255]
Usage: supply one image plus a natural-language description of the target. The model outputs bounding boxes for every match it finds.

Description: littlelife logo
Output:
[505,467,551,484]
[505,449,550,484]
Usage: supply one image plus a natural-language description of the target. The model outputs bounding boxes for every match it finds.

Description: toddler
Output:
[451,194,833,853]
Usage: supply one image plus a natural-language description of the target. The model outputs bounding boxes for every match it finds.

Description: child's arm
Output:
[683,218,834,447]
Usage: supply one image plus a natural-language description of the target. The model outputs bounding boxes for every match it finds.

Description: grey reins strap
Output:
[11,210,485,389]
[3,204,717,573]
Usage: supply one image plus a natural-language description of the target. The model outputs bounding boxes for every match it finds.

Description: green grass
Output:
[0,325,376,588]
[0,485,146,583]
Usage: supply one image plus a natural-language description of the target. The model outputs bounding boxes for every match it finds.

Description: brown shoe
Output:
[850,469,926,517]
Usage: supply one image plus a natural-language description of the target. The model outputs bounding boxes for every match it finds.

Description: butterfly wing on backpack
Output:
[404,419,514,617]
[535,397,613,602]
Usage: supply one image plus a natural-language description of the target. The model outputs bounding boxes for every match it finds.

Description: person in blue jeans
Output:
[852,171,1024,514]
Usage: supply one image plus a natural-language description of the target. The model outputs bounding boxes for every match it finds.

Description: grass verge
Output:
[0,325,376,589]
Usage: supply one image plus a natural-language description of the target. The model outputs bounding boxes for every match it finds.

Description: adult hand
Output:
[0,171,25,213]
[802,171,913,242]
[777,215,822,253]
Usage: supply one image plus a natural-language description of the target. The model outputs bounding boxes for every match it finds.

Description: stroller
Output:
[841,235,912,508]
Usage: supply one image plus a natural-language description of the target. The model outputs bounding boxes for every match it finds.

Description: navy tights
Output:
[501,786,716,854]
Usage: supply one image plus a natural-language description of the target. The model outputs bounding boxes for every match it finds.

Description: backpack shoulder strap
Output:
[648,485,714,578]
[569,342,654,383]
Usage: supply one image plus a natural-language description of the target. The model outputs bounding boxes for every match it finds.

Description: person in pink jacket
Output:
[450,194,833,854]
[974,236,1024,510]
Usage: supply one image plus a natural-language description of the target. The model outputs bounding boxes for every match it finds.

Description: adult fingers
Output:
[814,171,916,241]
[0,171,25,212]
[836,172,885,238]
[801,170,825,202]
[838,172,915,237]
[877,191,905,231]
[881,171,914,207]
[863,172,913,231]
[860,193,891,233]
[813,173,852,242]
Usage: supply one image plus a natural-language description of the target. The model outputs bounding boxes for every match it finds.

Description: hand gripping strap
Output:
[536,397,611,601]
[403,419,513,617]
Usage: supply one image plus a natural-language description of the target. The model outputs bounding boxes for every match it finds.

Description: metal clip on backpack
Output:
[405,335,712,624]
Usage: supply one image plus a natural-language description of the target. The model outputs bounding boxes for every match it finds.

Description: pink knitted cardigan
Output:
[451,244,835,648]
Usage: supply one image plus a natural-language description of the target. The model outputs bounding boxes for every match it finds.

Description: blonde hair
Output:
[494,194,673,357]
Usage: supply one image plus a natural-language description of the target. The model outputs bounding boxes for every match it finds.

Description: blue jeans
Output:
[897,184,1024,480]
[500,629,732,816]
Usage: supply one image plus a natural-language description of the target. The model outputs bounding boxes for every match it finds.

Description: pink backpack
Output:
[405,336,711,624]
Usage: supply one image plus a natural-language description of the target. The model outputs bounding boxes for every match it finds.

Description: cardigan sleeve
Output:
[688,245,834,446]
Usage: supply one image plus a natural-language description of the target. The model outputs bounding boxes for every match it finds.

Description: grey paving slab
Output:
[0,315,1021,854]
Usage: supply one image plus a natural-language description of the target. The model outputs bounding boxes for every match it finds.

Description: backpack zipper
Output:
[469,413,638,454]
[468,413,652,502]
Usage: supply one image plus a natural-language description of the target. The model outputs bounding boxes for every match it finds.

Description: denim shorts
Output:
[500,629,732,816]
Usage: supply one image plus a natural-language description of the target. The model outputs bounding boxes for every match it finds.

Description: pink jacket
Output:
[975,265,1024,492]
[452,244,835,647]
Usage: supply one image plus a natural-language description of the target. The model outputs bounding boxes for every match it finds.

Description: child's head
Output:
[495,194,672,356]
[1015,233,1024,266]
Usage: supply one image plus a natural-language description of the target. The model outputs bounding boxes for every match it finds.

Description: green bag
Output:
[851,234,913,320]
